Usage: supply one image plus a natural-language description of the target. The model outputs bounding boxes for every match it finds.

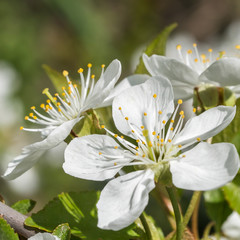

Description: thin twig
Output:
[0,201,35,238]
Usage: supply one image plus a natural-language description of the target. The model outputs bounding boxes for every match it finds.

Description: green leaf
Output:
[222,173,240,215]
[25,191,141,240]
[42,64,69,94]
[0,217,19,240]
[11,199,36,215]
[204,189,232,233]
[53,223,71,240]
[135,23,178,74]
[212,98,240,146]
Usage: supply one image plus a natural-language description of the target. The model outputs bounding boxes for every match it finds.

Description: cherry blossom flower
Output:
[63,77,239,230]
[143,44,240,100]
[3,60,122,180]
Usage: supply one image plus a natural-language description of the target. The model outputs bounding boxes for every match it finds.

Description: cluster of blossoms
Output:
[3,43,240,232]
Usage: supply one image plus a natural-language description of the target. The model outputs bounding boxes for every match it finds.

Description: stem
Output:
[191,192,201,240]
[140,213,153,240]
[166,187,182,240]
[0,201,35,238]
[182,191,201,239]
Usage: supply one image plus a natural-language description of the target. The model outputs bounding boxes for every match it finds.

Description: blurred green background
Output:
[0,0,240,235]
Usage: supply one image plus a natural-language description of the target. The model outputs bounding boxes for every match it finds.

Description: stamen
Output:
[114,146,118,149]
[125,117,129,121]
[87,63,92,68]
[144,112,147,116]
[78,68,84,73]
[193,108,196,113]
[62,70,69,77]
[178,99,183,104]
[236,45,240,50]
[197,137,201,141]
[153,94,157,98]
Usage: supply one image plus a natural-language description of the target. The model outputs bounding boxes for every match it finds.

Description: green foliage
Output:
[11,199,36,215]
[135,23,178,74]
[204,189,232,233]
[42,64,72,94]
[212,98,240,147]
[53,223,71,240]
[0,218,19,240]
[25,191,141,239]
[222,174,240,215]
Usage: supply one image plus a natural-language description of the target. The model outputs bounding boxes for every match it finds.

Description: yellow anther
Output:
[182,155,186,158]
[114,134,118,138]
[45,105,50,109]
[135,146,139,150]
[136,139,140,143]
[53,97,57,101]
[99,152,102,155]
[160,138,164,143]
[160,143,164,147]
[121,136,124,139]
[73,84,77,88]
[91,74,95,79]
[168,139,172,143]
[193,43,197,47]
[144,112,147,116]
[31,106,35,110]
[194,58,198,62]
[162,120,166,124]
[125,117,129,121]
[158,111,162,115]
[24,116,29,120]
[101,125,105,129]
[68,90,72,95]
[40,103,45,108]
[46,99,51,104]
[178,99,183,104]
[87,63,92,68]
[33,116,37,119]
[58,108,61,112]
[236,45,240,50]
[55,93,59,96]
[148,141,153,147]
[136,152,139,156]
[170,127,174,131]
[201,54,206,60]
[142,154,146,158]
[68,81,72,85]
[118,107,122,110]
[141,126,144,129]
[157,136,160,139]
[29,113,34,117]
[157,143,160,146]
[193,108,196,113]
[78,68,84,73]
[197,137,201,141]
[179,110,184,115]
[208,48,213,52]
[62,86,66,91]
[187,49,192,54]
[57,102,61,106]
[114,162,117,166]
[131,130,135,133]
[20,126,24,130]
[152,131,156,135]
[62,70,69,77]
[176,44,182,50]
[178,145,182,148]
[101,64,105,68]
[181,115,185,119]
[142,141,146,145]
[153,94,157,98]
[114,146,118,149]
[171,119,174,123]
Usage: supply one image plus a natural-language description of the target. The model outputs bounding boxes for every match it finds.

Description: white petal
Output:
[86,59,121,109]
[28,233,60,240]
[199,58,240,87]
[170,142,239,191]
[63,134,134,181]
[3,118,80,180]
[113,77,174,138]
[222,212,240,239]
[143,54,199,85]
[101,74,150,107]
[97,169,155,230]
[174,106,236,145]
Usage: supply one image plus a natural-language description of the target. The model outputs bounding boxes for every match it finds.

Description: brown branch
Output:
[0,201,35,238]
